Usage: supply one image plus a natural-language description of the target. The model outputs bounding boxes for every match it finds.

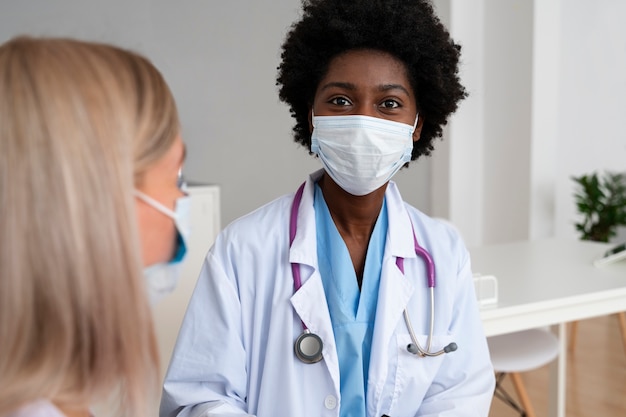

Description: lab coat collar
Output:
[287,170,322,269]
[383,180,418,261]
[289,170,417,266]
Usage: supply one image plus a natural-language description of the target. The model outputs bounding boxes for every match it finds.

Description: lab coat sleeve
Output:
[415,247,495,417]
[160,234,255,417]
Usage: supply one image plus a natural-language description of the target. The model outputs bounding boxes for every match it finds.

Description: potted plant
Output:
[571,171,626,243]
[569,171,626,355]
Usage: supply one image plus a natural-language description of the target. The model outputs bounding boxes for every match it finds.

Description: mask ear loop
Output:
[135,190,188,264]
[134,190,177,219]
[412,113,420,132]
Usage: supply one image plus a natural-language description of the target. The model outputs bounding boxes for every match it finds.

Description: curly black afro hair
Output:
[276,0,467,160]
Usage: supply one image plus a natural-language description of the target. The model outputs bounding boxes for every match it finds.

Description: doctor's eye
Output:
[329,96,352,107]
[380,99,401,109]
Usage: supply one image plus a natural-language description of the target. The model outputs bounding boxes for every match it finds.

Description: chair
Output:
[487,329,559,417]
[432,217,560,417]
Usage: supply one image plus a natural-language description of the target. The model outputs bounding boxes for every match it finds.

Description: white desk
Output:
[469,238,626,417]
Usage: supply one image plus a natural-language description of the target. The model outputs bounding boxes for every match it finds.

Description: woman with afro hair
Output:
[161,1,495,416]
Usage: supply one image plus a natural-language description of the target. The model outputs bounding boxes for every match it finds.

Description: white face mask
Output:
[135,190,191,304]
[311,114,417,196]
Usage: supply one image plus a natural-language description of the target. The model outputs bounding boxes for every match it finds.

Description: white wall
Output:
[441,0,487,246]
[434,0,534,246]
[553,0,626,242]
[529,0,561,240]
[483,0,533,244]
[0,0,432,228]
[530,0,626,244]
[436,0,626,246]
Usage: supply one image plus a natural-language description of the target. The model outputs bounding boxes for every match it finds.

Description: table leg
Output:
[548,323,567,417]
[617,312,626,354]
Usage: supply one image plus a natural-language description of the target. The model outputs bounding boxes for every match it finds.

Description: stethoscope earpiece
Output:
[406,341,459,357]
[294,329,324,364]
[444,342,458,353]
[407,343,420,354]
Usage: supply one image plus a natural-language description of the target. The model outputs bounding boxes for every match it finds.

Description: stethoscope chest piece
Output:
[294,329,323,364]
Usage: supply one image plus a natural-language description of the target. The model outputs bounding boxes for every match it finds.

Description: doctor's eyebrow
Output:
[319,81,356,92]
[319,81,411,97]
[378,83,411,97]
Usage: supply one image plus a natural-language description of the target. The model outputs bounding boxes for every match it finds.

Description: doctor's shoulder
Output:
[402,204,457,238]
[404,206,468,259]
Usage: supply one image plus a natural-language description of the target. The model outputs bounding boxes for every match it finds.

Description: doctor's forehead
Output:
[316,50,414,95]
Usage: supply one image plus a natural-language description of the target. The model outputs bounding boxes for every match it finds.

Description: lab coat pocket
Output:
[393,333,452,403]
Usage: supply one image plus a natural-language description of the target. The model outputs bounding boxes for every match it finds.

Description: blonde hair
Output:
[0,37,180,416]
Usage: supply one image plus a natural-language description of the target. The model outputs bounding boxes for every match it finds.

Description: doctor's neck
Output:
[318,174,385,235]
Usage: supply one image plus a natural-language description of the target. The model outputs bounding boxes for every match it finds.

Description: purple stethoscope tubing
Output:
[289,183,306,311]
[290,183,325,363]
[289,182,456,361]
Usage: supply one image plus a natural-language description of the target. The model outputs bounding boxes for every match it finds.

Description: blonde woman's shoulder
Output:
[6,400,66,417]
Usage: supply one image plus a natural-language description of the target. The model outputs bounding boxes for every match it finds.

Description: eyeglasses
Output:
[177,168,188,191]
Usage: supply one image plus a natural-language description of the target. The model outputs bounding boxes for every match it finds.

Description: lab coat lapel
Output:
[367,257,414,415]
[288,171,340,395]
[290,271,340,393]
[372,181,417,356]
[367,181,417,416]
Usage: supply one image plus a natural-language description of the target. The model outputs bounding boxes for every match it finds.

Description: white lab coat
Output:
[161,170,495,417]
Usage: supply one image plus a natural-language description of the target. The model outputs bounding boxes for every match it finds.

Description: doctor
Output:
[161,0,495,416]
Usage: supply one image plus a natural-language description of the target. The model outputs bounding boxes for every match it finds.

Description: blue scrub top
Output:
[314,184,388,417]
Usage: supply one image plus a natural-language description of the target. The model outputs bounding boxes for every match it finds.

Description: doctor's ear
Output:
[412,115,424,143]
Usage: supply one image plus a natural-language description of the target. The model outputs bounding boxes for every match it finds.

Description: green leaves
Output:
[572,171,626,242]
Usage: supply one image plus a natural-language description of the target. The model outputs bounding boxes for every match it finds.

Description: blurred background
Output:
[1,0,624,248]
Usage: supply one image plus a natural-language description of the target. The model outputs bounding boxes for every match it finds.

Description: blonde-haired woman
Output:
[0,37,189,417]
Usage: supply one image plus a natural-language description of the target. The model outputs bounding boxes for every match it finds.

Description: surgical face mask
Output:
[311,114,417,196]
[135,190,191,304]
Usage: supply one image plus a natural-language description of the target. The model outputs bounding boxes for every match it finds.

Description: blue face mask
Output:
[134,190,191,304]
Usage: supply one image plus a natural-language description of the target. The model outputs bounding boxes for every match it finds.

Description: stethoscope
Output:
[290,182,458,364]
